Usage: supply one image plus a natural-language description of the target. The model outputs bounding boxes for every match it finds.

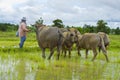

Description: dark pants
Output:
[19,36,26,48]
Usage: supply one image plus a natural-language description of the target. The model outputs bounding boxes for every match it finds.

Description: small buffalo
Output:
[60,28,79,57]
[61,30,76,57]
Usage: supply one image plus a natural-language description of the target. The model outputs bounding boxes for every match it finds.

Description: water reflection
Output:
[0,56,19,80]
[0,51,120,80]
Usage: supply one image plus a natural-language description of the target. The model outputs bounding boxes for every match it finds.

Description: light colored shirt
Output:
[18,22,28,37]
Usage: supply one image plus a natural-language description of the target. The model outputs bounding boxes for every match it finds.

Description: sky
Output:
[0,0,120,28]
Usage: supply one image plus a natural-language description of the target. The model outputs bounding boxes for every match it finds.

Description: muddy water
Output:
[0,56,19,80]
[0,55,52,80]
[0,57,35,80]
[0,51,120,80]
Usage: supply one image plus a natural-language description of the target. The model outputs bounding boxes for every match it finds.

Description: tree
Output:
[0,23,18,31]
[0,23,8,31]
[82,24,96,33]
[75,27,83,34]
[96,20,110,34]
[52,19,64,28]
[115,27,120,35]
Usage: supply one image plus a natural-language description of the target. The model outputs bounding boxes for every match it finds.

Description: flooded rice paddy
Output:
[0,49,120,80]
[0,32,120,80]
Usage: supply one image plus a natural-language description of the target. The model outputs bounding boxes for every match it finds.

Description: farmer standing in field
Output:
[18,17,30,48]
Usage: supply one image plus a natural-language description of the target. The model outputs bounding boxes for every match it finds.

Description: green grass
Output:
[0,31,120,80]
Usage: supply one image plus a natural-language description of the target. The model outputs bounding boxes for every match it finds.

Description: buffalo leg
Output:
[57,46,61,60]
[61,49,64,56]
[101,45,109,62]
[41,48,46,59]
[102,51,109,62]
[61,46,65,56]
[48,48,54,60]
[85,49,88,59]
[68,48,71,58]
[92,49,98,61]
[103,53,109,62]
[77,48,81,56]
[64,49,67,57]
[98,46,101,52]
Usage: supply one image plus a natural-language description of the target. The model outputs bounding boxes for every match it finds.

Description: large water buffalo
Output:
[97,32,110,52]
[76,33,109,62]
[35,24,64,60]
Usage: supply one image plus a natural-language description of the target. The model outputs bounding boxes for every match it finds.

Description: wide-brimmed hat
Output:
[21,17,26,21]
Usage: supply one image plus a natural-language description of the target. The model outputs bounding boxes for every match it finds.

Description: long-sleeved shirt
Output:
[18,22,29,37]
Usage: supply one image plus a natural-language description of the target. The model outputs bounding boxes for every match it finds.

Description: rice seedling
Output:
[0,32,120,80]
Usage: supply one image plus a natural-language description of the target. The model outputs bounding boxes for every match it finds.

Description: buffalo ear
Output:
[67,28,70,31]
[74,29,78,34]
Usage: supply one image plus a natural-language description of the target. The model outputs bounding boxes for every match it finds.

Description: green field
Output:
[0,31,120,80]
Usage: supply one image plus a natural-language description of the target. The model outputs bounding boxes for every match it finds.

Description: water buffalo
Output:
[61,30,76,57]
[77,33,109,62]
[68,28,81,35]
[97,32,110,52]
[59,28,79,57]
[70,28,81,42]
[35,24,64,60]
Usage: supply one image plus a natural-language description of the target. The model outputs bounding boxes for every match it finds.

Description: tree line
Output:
[0,23,18,31]
[0,19,120,35]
